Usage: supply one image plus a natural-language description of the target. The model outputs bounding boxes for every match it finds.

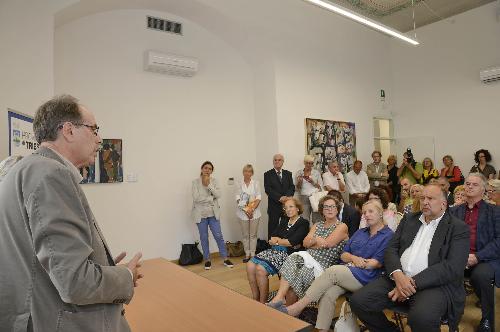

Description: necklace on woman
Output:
[288,216,299,226]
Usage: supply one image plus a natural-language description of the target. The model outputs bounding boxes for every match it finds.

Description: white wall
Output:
[0,1,59,159]
[391,2,500,174]
[55,9,257,260]
[270,7,394,173]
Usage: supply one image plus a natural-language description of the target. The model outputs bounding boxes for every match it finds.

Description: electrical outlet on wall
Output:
[126,172,138,182]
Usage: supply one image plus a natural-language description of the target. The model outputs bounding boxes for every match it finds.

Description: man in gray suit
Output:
[0,95,143,332]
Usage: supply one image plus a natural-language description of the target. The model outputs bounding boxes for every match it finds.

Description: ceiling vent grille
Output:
[147,16,182,35]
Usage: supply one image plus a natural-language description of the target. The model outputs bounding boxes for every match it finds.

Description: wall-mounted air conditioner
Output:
[144,51,198,77]
[479,66,500,84]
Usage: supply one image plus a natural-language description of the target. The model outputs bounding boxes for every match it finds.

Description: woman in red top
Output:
[440,155,463,193]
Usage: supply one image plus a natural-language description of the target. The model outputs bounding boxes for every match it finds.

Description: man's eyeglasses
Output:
[76,123,100,136]
[59,122,100,136]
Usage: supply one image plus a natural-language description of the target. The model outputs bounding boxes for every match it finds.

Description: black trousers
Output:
[350,276,447,332]
[267,206,283,240]
[465,262,495,322]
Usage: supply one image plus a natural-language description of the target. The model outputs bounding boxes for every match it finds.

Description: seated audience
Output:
[366,150,389,188]
[359,187,399,231]
[486,179,500,205]
[421,157,439,184]
[440,155,463,193]
[409,184,424,214]
[236,164,262,262]
[246,197,309,303]
[397,178,412,213]
[0,155,23,182]
[400,183,424,216]
[322,160,345,192]
[295,155,323,223]
[470,149,496,180]
[345,160,369,207]
[450,173,500,332]
[268,196,348,306]
[276,199,394,332]
[452,185,466,206]
[396,151,422,185]
[350,184,470,332]
[437,176,455,206]
[327,189,361,237]
[387,155,400,204]
[192,161,233,270]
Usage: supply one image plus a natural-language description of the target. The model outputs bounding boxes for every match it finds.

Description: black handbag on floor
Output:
[178,242,203,266]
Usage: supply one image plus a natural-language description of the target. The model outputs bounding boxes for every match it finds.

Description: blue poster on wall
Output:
[8,109,38,157]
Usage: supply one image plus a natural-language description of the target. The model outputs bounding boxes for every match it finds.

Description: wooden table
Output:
[125,258,313,332]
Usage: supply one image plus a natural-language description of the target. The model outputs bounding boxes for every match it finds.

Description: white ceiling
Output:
[329,0,496,32]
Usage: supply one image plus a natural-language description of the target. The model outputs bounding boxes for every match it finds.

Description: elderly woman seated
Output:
[400,183,424,215]
[486,179,500,205]
[272,199,394,332]
[246,197,309,303]
[359,187,399,231]
[267,195,349,307]
[452,185,465,206]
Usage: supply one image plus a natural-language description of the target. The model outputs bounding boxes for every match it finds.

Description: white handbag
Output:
[309,190,328,212]
[334,300,360,332]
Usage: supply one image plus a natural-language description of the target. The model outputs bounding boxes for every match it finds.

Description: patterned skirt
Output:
[250,246,288,276]
[280,254,316,299]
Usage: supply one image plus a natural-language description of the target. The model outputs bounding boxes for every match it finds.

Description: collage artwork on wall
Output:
[305,118,356,174]
[79,139,123,184]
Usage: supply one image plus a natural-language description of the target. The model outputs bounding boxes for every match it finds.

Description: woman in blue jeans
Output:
[192,161,233,270]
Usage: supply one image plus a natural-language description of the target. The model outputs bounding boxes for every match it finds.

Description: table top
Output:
[125,258,312,332]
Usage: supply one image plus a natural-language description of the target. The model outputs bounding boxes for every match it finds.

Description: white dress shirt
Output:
[322,171,345,192]
[294,169,323,196]
[399,212,445,277]
[235,179,262,220]
[345,170,370,194]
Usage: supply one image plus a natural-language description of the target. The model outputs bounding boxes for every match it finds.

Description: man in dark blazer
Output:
[449,173,500,332]
[350,184,469,332]
[264,154,295,239]
[327,189,361,237]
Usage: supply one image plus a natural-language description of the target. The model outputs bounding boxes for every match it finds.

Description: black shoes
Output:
[223,259,234,268]
[204,261,212,270]
[243,257,251,263]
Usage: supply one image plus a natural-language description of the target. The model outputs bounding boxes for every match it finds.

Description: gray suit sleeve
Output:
[27,168,134,305]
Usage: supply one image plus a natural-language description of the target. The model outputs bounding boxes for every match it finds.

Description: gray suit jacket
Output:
[0,147,133,332]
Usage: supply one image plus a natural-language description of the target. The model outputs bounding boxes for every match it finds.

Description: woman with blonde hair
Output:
[452,185,465,206]
[421,157,439,185]
[410,184,424,213]
[295,155,324,223]
[274,199,394,332]
[359,187,398,231]
[246,197,309,303]
[486,179,500,205]
[236,164,262,262]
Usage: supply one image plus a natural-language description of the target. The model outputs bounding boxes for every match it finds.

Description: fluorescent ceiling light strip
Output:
[303,0,419,45]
